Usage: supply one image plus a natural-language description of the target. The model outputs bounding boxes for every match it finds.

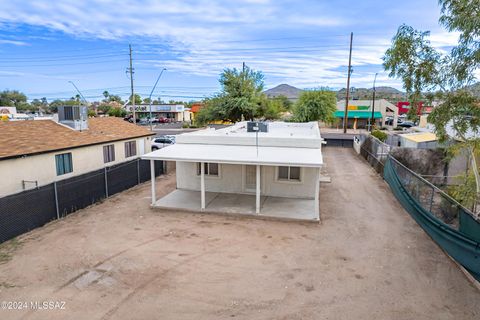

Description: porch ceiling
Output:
[141,143,323,167]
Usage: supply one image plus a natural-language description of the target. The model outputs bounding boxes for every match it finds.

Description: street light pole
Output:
[68,81,88,105]
[148,68,167,131]
[370,73,378,132]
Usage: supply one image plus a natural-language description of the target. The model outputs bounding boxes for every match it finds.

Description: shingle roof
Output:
[0,117,154,160]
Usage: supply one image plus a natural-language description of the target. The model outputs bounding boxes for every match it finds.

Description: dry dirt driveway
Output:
[0,147,479,320]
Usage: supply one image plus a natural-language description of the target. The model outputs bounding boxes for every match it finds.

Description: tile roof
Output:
[0,117,154,160]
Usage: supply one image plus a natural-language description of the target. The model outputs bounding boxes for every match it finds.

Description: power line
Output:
[0,58,128,68]
[2,53,128,62]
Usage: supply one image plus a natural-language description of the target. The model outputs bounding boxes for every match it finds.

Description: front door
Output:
[244,165,257,193]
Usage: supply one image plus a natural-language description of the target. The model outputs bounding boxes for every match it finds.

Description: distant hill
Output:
[336,86,406,102]
[466,82,480,98]
[264,84,302,101]
[264,83,409,104]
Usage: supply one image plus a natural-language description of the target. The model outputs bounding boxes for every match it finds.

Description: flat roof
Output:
[182,121,320,139]
[142,143,323,167]
[401,132,437,143]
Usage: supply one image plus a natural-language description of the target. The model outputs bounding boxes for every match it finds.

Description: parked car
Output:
[157,117,173,123]
[397,121,415,128]
[151,136,175,150]
[123,115,140,123]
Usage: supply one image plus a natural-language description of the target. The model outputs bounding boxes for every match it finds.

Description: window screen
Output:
[125,141,137,158]
[278,166,301,181]
[55,153,73,175]
[103,144,115,163]
[196,163,219,176]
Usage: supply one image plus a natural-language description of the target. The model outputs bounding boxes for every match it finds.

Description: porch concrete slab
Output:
[260,196,317,220]
[153,189,219,211]
[153,189,318,221]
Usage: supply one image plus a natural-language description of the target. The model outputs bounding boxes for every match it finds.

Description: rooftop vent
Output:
[247,121,268,133]
[57,105,88,131]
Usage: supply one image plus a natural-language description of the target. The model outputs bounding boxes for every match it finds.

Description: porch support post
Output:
[150,160,156,206]
[256,164,260,214]
[315,167,320,220]
[200,162,205,211]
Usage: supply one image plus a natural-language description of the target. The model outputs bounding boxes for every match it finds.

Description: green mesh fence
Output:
[384,156,480,281]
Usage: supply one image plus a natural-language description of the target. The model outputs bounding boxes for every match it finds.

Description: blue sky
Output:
[0,0,461,102]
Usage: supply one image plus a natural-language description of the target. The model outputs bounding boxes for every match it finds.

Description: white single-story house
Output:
[142,121,323,221]
[0,106,154,197]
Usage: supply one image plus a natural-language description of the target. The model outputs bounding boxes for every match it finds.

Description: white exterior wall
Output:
[0,137,151,197]
[176,161,318,199]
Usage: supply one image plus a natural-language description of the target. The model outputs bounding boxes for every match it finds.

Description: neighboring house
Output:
[0,106,154,197]
[142,121,323,221]
[336,99,399,129]
[125,104,191,122]
[398,132,438,149]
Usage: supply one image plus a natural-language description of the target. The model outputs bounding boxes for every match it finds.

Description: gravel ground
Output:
[0,147,478,320]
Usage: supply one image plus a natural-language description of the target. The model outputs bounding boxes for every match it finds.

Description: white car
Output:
[151,136,175,150]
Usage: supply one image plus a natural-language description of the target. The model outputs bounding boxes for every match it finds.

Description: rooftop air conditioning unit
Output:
[57,105,88,131]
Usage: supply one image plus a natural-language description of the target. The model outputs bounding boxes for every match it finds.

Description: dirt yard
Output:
[0,147,479,320]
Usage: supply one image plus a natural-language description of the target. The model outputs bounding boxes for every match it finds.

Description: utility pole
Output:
[370,72,378,132]
[148,68,166,131]
[128,44,136,124]
[343,32,353,134]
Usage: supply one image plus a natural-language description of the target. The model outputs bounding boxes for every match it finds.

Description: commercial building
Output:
[335,99,399,129]
[125,104,191,122]
[0,106,154,197]
[142,121,323,221]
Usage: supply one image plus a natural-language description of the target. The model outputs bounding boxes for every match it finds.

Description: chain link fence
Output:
[358,135,479,240]
[359,135,391,176]
[0,159,163,243]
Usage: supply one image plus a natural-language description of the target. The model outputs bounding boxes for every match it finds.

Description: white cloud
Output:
[0,39,28,46]
[0,0,467,90]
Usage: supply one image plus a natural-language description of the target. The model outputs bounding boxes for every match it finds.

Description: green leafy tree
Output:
[273,95,293,111]
[97,104,112,114]
[108,107,127,117]
[128,94,143,105]
[439,0,480,84]
[383,24,442,121]
[0,90,28,107]
[292,90,336,123]
[384,3,480,214]
[198,65,266,125]
[103,90,110,102]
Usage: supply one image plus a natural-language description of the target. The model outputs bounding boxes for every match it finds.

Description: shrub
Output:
[371,129,388,142]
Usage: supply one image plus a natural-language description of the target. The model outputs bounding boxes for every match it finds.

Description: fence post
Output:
[429,186,435,212]
[53,181,60,220]
[137,158,141,184]
[104,167,109,198]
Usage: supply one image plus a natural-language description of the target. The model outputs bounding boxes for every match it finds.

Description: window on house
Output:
[125,141,137,158]
[103,144,115,163]
[196,163,219,176]
[278,166,301,181]
[55,153,73,175]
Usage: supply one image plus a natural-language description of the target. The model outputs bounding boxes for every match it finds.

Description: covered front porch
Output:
[143,143,322,221]
[152,189,319,221]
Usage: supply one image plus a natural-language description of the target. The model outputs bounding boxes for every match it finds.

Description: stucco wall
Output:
[0,137,151,197]
[176,161,318,199]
